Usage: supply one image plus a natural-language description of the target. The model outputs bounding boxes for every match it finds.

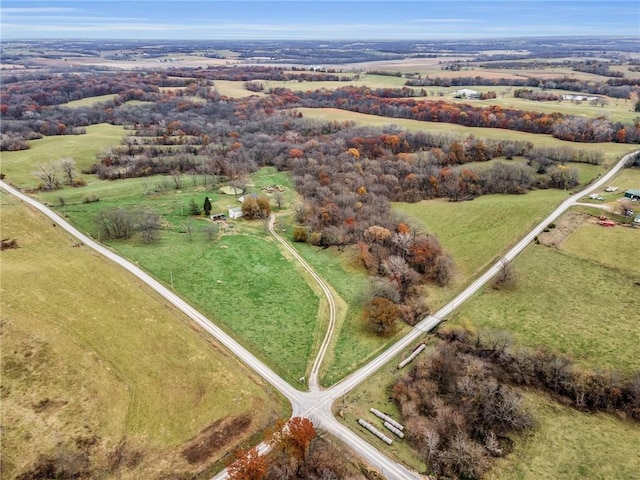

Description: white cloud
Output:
[0,7,80,14]
[413,18,479,23]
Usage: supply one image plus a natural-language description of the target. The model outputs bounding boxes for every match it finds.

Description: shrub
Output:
[293,226,308,242]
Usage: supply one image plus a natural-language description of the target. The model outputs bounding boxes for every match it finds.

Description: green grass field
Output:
[486,392,640,480]
[394,189,567,282]
[451,243,640,374]
[0,193,284,479]
[62,94,118,107]
[0,123,126,188]
[283,234,412,385]
[110,231,320,385]
[561,221,640,275]
[295,108,637,165]
[213,80,267,98]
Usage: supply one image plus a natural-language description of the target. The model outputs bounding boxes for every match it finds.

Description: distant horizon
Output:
[5,34,638,42]
[2,1,638,41]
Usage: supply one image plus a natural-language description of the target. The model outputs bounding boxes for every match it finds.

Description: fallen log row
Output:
[358,419,393,445]
[398,343,426,369]
[370,408,404,431]
[383,421,405,439]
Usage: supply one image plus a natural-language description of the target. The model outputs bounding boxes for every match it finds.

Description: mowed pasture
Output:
[0,194,284,480]
[394,189,567,285]
[62,93,118,107]
[451,241,640,374]
[112,231,320,385]
[486,392,640,480]
[294,108,637,165]
[0,123,126,188]
[561,217,640,276]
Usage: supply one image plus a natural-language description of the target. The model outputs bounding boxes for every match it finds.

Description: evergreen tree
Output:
[203,196,212,216]
[189,198,201,216]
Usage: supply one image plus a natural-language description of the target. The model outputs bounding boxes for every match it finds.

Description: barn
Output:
[228,206,243,219]
[623,189,640,200]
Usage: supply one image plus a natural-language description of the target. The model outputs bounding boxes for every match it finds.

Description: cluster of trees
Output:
[437,327,640,420]
[393,326,640,478]
[167,65,353,83]
[268,86,639,143]
[392,339,535,479]
[405,75,638,99]
[94,207,162,242]
[571,61,624,78]
[32,158,81,190]
[513,88,560,102]
[227,417,363,480]
[0,71,164,110]
[356,224,451,333]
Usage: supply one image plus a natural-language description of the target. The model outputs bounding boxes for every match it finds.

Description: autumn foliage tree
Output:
[284,417,316,462]
[227,447,267,480]
[363,297,400,336]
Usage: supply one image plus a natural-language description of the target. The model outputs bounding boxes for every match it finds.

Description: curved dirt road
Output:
[268,214,336,392]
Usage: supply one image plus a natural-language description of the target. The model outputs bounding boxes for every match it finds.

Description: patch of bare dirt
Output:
[181,414,252,464]
[32,397,68,413]
[537,212,589,247]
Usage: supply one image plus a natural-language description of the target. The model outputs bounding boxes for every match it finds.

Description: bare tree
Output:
[421,428,440,466]
[171,170,183,190]
[392,232,413,259]
[203,223,219,241]
[95,208,135,239]
[138,210,162,242]
[33,161,60,190]
[384,255,419,301]
[58,157,76,184]
[274,190,284,210]
[294,202,309,224]
[492,259,518,290]
[433,254,454,287]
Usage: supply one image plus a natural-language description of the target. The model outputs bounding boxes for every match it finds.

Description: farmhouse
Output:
[623,189,640,200]
[228,206,243,219]
[561,94,600,102]
[454,88,480,99]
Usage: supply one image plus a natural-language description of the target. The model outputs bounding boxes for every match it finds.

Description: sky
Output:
[1,1,638,40]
